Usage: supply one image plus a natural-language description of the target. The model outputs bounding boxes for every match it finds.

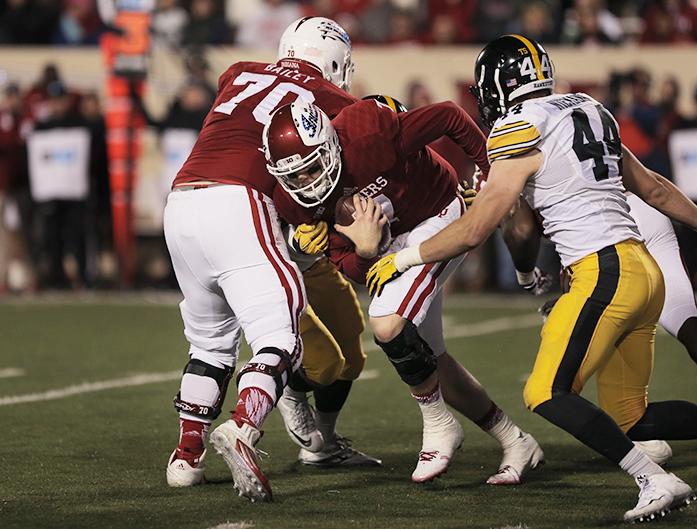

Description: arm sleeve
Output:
[397,101,490,176]
[326,231,375,284]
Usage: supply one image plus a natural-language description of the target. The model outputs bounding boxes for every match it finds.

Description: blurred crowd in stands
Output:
[1,0,697,48]
[1,56,697,295]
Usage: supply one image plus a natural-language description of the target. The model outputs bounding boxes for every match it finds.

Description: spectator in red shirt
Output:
[641,0,697,44]
[427,0,478,43]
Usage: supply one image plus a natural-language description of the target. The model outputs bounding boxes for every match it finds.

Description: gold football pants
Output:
[524,240,664,432]
[300,258,366,386]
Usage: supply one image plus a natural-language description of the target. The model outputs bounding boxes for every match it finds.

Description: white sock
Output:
[282,385,307,401]
[412,385,454,431]
[315,410,339,443]
[486,413,523,450]
[620,446,666,479]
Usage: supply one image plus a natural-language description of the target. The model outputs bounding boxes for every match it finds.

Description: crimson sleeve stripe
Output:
[404,261,448,321]
[396,264,436,316]
[246,188,301,336]
[255,190,306,331]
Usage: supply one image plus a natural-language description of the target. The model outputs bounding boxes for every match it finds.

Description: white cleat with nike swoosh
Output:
[276,392,325,453]
[624,473,696,523]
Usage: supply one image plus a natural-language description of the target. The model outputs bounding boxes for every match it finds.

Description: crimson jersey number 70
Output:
[213,72,315,125]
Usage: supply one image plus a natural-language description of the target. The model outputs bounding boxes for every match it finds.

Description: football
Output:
[334,194,392,253]
[334,194,359,226]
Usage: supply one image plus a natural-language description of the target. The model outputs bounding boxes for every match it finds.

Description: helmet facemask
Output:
[470,63,507,129]
[268,138,342,208]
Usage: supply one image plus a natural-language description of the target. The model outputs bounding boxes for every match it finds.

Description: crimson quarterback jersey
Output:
[274,99,489,282]
[174,60,356,197]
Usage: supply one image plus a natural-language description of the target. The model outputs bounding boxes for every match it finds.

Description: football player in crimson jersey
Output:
[164,17,368,502]
[264,98,545,485]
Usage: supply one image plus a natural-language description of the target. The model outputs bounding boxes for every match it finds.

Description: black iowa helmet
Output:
[470,35,554,128]
[362,94,408,113]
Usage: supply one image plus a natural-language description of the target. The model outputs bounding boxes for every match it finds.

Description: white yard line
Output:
[0,371,181,406]
[1,291,540,309]
[207,523,254,529]
[0,367,26,379]
[0,313,542,407]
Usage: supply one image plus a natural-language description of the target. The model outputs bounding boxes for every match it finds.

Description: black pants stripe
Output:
[552,245,620,396]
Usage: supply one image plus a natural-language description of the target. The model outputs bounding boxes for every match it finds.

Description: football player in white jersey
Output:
[367,34,697,523]
[538,194,697,466]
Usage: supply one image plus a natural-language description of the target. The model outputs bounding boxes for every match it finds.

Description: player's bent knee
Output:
[174,358,234,421]
[523,378,553,412]
[339,344,366,381]
[370,314,406,343]
[237,347,294,403]
[374,320,436,386]
[311,355,345,386]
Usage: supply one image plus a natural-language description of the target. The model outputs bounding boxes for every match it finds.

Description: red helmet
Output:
[263,101,342,208]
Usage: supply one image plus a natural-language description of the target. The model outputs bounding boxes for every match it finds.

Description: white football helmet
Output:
[263,100,342,208]
[278,17,355,91]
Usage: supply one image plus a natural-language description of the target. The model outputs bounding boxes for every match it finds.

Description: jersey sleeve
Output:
[397,101,490,177]
[326,231,375,284]
[336,100,401,176]
[486,105,547,163]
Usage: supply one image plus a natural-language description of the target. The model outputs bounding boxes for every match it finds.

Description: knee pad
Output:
[374,320,436,386]
[236,347,293,403]
[173,358,233,420]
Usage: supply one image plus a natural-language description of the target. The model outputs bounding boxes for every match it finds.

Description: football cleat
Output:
[624,472,695,523]
[411,412,464,483]
[634,440,673,466]
[486,432,545,485]
[276,393,324,453]
[209,419,272,502]
[298,435,382,467]
[166,449,206,487]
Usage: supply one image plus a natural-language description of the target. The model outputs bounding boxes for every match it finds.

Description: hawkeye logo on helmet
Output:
[301,106,320,138]
[318,21,351,44]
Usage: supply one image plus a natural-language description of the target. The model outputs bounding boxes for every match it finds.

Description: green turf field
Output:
[1,293,696,529]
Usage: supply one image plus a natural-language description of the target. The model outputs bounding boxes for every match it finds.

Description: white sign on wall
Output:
[27,127,90,202]
[161,128,197,198]
[669,129,697,200]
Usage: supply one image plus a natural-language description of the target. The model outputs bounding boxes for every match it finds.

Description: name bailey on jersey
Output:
[265,63,316,84]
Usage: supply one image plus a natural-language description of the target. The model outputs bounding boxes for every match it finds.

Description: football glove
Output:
[516,266,553,296]
[292,222,329,255]
[366,253,402,297]
[459,183,477,207]
[538,296,560,323]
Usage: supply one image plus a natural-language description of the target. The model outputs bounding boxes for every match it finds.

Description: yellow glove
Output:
[459,183,477,207]
[366,253,402,297]
[292,222,329,255]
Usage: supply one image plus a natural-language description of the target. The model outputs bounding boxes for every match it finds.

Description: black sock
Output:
[534,393,633,464]
[314,379,353,413]
[677,317,697,365]
[627,401,697,441]
[288,370,314,393]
